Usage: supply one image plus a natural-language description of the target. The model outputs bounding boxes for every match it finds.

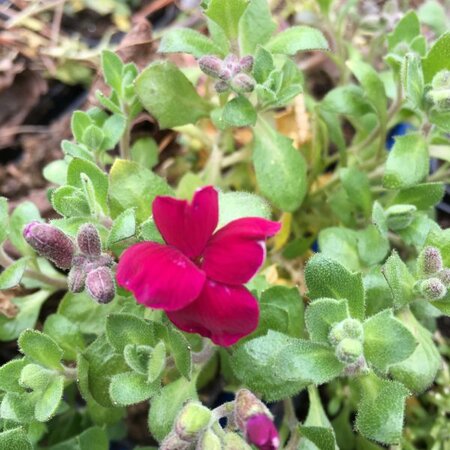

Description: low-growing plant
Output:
[0,1,449,449]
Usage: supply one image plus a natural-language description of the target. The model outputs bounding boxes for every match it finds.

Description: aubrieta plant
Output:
[0,0,449,449]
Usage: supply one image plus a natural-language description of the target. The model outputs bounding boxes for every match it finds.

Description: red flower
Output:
[246,414,280,450]
[116,186,280,346]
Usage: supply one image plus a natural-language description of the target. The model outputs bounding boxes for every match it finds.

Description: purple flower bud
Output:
[418,246,443,276]
[68,265,86,293]
[219,67,233,81]
[160,432,191,450]
[240,55,254,72]
[77,224,102,257]
[438,268,450,287]
[246,414,279,450]
[198,55,223,78]
[215,80,230,93]
[86,266,115,303]
[23,221,75,270]
[231,73,255,93]
[420,277,447,300]
[224,54,240,73]
[235,389,271,431]
[343,355,368,377]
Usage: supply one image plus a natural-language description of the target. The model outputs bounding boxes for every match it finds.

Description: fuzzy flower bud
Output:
[199,55,223,78]
[427,70,450,111]
[174,402,211,442]
[160,432,191,450]
[222,432,252,450]
[231,73,256,93]
[196,429,221,450]
[235,389,271,430]
[431,70,450,90]
[419,277,447,300]
[335,338,364,365]
[239,55,254,73]
[215,80,229,93]
[77,223,102,257]
[224,54,240,75]
[68,265,86,293]
[328,318,364,346]
[343,355,368,377]
[246,414,280,450]
[438,268,450,287]
[385,204,417,231]
[85,266,115,303]
[23,221,74,270]
[417,246,443,276]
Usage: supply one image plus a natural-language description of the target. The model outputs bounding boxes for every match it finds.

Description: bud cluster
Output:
[198,54,256,94]
[427,70,450,112]
[416,246,449,301]
[23,222,116,303]
[328,319,367,376]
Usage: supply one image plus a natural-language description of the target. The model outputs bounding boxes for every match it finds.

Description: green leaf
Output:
[392,182,445,210]
[382,251,416,309]
[101,50,124,94]
[422,32,450,83]
[305,254,365,321]
[0,428,32,450]
[0,358,27,393]
[387,11,420,51]
[110,371,158,406]
[147,341,166,383]
[205,0,249,39]
[238,0,276,54]
[62,140,94,161]
[0,197,8,244]
[401,53,424,111]
[0,257,28,290]
[9,202,41,256]
[305,298,349,343]
[107,208,136,247]
[43,160,68,186]
[139,218,164,243]
[357,225,390,267]
[383,133,429,189]
[356,373,409,445]
[106,313,154,353]
[253,121,307,212]
[34,374,64,422]
[51,185,91,217]
[167,327,192,380]
[159,28,224,57]
[46,426,109,450]
[0,290,50,342]
[135,61,210,129]
[102,114,126,150]
[148,377,197,442]
[340,167,372,217]
[131,137,159,169]
[266,26,329,55]
[124,344,152,374]
[425,228,450,266]
[299,426,336,450]
[82,125,104,150]
[258,286,304,338]
[109,159,173,222]
[363,309,417,372]
[321,85,373,117]
[253,46,274,84]
[390,308,440,393]
[222,96,257,127]
[18,329,63,370]
[71,111,93,143]
[43,314,85,361]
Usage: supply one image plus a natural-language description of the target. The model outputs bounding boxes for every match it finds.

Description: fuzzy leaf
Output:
[0,257,28,290]
[222,96,257,127]
[109,371,159,406]
[107,208,136,247]
[205,0,249,39]
[392,183,445,210]
[0,428,32,450]
[18,330,63,370]
[422,31,450,83]
[266,26,329,55]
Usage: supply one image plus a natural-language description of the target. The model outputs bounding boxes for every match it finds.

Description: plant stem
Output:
[192,340,216,365]
[120,104,131,160]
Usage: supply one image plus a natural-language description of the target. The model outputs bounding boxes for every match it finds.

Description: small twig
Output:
[50,0,65,45]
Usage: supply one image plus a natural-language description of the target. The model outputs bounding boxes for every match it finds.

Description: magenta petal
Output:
[152,186,218,259]
[246,414,280,450]
[201,217,281,285]
[167,279,259,346]
[116,242,206,311]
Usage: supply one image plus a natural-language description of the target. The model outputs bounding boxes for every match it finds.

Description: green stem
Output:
[119,104,131,160]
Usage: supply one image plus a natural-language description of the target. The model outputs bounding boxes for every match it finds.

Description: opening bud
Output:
[174,401,211,442]
[85,266,115,303]
[328,318,364,346]
[68,265,86,293]
[239,55,254,72]
[438,268,450,287]
[235,389,271,430]
[199,55,223,78]
[196,429,221,450]
[222,432,252,450]
[417,246,443,276]
[385,204,417,231]
[245,414,280,450]
[231,73,256,93]
[419,277,447,301]
[335,338,364,365]
[23,222,75,270]
[160,431,191,450]
[77,223,102,257]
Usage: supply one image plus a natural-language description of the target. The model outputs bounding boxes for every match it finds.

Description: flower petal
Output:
[201,218,281,285]
[116,242,206,311]
[167,279,259,346]
[152,186,218,259]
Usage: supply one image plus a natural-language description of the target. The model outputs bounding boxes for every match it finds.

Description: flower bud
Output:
[215,81,229,93]
[199,55,223,78]
[419,277,447,300]
[245,414,280,450]
[335,338,364,365]
[160,431,191,450]
[23,221,74,270]
[417,246,443,276]
[222,432,252,450]
[219,67,233,81]
[239,55,254,73]
[77,224,101,257]
[328,318,364,346]
[438,268,450,287]
[235,389,271,430]
[231,73,255,93]
[431,70,450,90]
[175,402,211,442]
[224,54,240,74]
[343,355,368,377]
[85,266,115,303]
[385,204,417,231]
[68,265,86,293]
[196,429,221,450]
[427,70,450,111]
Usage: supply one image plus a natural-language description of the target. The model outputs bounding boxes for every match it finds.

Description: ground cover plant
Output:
[0,0,449,449]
